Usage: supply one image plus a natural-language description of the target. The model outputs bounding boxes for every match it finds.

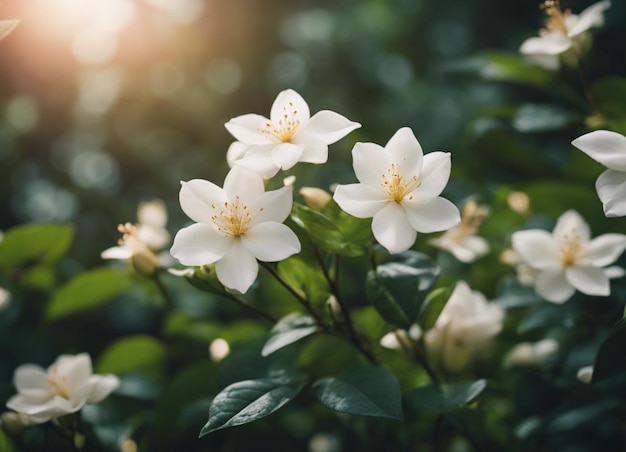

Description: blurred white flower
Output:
[379,325,422,351]
[6,353,119,424]
[299,186,332,211]
[512,210,626,303]
[577,365,594,383]
[520,0,611,69]
[170,166,301,293]
[225,89,361,178]
[333,127,460,254]
[101,200,170,275]
[505,338,559,368]
[429,199,490,263]
[572,130,626,217]
[0,19,19,41]
[0,287,10,312]
[424,281,503,373]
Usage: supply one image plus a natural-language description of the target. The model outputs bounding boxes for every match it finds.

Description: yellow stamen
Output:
[47,367,70,399]
[450,201,488,243]
[542,0,572,35]
[258,102,300,143]
[211,196,262,237]
[560,229,581,266]
[381,163,421,203]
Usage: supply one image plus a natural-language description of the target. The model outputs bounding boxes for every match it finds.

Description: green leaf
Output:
[512,104,579,133]
[405,380,487,414]
[418,287,453,330]
[96,335,166,375]
[277,257,330,305]
[46,268,134,320]
[262,312,319,356]
[366,251,440,328]
[314,366,403,420]
[592,319,626,383]
[199,377,305,436]
[0,224,73,271]
[594,76,626,134]
[290,203,370,256]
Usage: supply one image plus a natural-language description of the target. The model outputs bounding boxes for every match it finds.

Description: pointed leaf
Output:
[593,319,626,383]
[46,268,133,320]
[96,335,166,375]
[314,366,403,420]
[200,378,304,436]
[512,104,579,133]
[405,380,487,414]
[0,224,74,271]
[262,313,319,356]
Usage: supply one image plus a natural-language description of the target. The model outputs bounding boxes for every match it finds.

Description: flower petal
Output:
[409,151,451,203]
[297,137,329,164]
[250,186,293,225]
[535,268,575,303]
[385,127,423,178]
[596,169,626,217]
[333,183,388,218]
[101,246,133,260]
[225,114,274,145]
[566,266,610,296]
[85,374,120,403]
[512,230,561,269]
[170,223,231,266]
[226,141,249,167]
[553,210,590,242]
[271,142,305,170]
[270,89,311,125]
[223,166,266,203]
[179,179,227,224]
[583,233,626,266]
[242,222,301,262]
[229,145,281,179]
[451,236,490,263]
[215,241,259,293]
[572,130,626,172]
[519,33,572,56]
[296,110,361,144]
[403,197,460,233]
[14,365,48,393]
[352,142,390,186]
[58,354,92,392]
[372,203,417,254]
[568,0,611,37]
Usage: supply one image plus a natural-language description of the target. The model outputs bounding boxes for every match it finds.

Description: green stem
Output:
[259,262,325,326]
[153,271,175,311]
[223,292,278,324]
[576,57,599,115]
[394,331,442,387]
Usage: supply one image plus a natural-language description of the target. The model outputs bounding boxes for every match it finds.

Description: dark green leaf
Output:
[46,268,134,320]
[594,76,626,134]
[199,377,305,436]
[277,257,330,305]
[512,104,579,133]
[262,312,319,356]
[314,366,403,420]
[593,319,626,383]
[366,251,440,328]
[405,380,487,414]
[0,224,73,271]
[96,335,166,375]
[418,287,453,330]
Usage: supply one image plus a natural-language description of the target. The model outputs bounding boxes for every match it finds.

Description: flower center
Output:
[450,201,487,243]
[211,196,263,238]
[560,230,581,266]
[117,223,150,253]
[258,102,300,143]
[47,367,70,400]
[542,0,572,35]
[381,163,420,203]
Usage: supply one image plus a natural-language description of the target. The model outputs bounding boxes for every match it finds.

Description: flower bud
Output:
[300,187,331,211]
[0,411,36,435]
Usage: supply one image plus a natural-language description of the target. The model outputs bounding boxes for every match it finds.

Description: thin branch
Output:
[222,292,278,324]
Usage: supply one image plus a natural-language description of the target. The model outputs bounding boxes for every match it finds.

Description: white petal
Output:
[14,365,48,393]
[403,197,460,233]
[85,374,120,403]
[352,142,390,186]
[535,268,575,303]
[371,203,417,254]
[101,246,133,260]
[0,20,19,41]
[520,33,572,55]
[583,233,626,266]
[296,110,361,144]
[270,89,310,124]
[170,223,231,266]
[137,200,167,228]
[385,127,423,178]
[297,137,329,164]
[179,179,227,224]
[137,225,170,250]
[225,114,274,145]
[223,166,266,203]
[409,152,451,203]
[226,141,249,167]
[271,142,305,170]
[568,0,611,37]
[566,266,610,296]
[605,265,625,279]
[333,183,388,218]
[242,223,301,262]
[230,145,281,179]
[572,130,626,172]
[58,353,92,390]
[451,236,490,263]
[512,230,561,269]
[553,210,590,242]
[250,186,293,225]
[215,242,259,293]
[596,169,626,217]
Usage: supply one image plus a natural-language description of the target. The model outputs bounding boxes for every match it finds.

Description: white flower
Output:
[225,89,361,178]
[572,130,626,217]
[6,353,119,424]
[0,286,10,312]
[379,325,422,351]
[429,200,490,263]
[577,365,594,383]
[511,210,626,303]
[169,166,301,293]
[135,199,170,250]
[424,281,503,373]
[333,127,460,254]
[520,0,610,70]
[505,338,559,368]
